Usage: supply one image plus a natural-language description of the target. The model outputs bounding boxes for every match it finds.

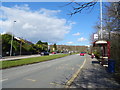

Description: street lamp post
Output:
[10,21,16,56]
[20,40,22,56]
[100,0,103,39]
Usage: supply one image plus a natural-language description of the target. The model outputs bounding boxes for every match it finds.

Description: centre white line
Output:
[0,78,8,82]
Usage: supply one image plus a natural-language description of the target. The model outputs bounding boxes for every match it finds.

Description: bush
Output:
[93,51,100,59]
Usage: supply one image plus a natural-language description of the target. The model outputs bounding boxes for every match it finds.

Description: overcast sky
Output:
[0,2,101,46]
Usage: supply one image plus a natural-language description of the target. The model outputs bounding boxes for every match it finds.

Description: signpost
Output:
[93,34,98,40]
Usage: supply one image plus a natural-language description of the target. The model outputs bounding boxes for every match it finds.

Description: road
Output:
[1,54,86,88]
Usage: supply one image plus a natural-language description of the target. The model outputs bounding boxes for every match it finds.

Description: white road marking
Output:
[25,78,36,82]
[71,68,74,70]
[0,78,8,82]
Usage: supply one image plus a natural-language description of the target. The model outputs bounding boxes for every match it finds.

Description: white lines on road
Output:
[71,68,74,70]
[0,78,8,82]
[5,65,48,79]
[25,78,36,82]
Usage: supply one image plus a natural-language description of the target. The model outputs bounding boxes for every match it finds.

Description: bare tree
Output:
[64,0,98,16]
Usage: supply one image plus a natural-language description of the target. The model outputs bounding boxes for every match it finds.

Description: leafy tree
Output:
[36,40,48,52]
[2,34,12,56]
[36,40,42,44]
[53,43,57,51]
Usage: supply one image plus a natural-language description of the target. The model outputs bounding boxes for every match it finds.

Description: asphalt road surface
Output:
[1,54,86,88]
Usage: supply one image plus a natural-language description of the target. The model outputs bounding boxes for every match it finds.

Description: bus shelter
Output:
[93,40,110,65]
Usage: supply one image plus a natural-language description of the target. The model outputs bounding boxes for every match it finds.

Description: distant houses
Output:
[14,37,33,45]
[49,45,88,53]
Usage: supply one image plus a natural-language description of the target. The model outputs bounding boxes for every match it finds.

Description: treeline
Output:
[2,33,48,56]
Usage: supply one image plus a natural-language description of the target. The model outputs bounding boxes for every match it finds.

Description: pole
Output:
[0,1,2,58]
[10,21,16,56]
[107,41,110,59]
[20,41,22,55]
[75,45,76,52]
[100,0,103,39]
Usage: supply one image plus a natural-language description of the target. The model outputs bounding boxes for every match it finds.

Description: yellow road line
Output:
[65,57,87,88]
[50,82,66,87]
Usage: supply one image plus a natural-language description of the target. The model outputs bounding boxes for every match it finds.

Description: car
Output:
[44,52,49,55]
[80,52,85,56]
[40,51,49,56]
[52,52,56,54]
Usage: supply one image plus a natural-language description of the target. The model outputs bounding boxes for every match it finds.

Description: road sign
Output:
[93,34,98,40]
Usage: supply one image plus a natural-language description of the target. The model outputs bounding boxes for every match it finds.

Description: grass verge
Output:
[0,54,70,69]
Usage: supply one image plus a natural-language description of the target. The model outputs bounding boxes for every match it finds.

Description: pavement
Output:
[70,55,120,88]
[0,54,53,61]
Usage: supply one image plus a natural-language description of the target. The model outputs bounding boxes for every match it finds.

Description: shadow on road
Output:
[92,61,100,64]
[71,61,120,88]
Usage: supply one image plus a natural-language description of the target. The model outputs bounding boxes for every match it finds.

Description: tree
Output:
[36,40,42,44]
[2,33,39,56]
[53,43,57,51]
[103,2,120,76]
[64,0,98,16]
[36,40,48,52]
[2,34,12,56]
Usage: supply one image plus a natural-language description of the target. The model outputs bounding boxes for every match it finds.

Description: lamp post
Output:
[10,21,16,56]
[100,0,103,39]
[20,38,22,56]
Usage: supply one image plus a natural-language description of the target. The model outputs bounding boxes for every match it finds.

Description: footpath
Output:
[0,54,53,61]
[0,54,40,61]
[71,55,120,88]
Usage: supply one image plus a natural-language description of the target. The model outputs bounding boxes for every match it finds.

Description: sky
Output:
[0,1,101,46]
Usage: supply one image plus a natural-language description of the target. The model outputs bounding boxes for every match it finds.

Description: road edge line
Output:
[65,56,87,88]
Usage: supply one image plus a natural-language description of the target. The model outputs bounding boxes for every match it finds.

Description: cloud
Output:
[85,45,90,47]
[66,42,74,44]
[77,37,86,42]
[0,5,74,43]
[72,32,80,36]
[38,8,61,17]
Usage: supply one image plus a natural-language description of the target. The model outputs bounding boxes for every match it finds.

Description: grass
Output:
[0,54,70,69]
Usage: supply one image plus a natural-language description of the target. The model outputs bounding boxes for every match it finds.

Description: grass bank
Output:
[0,54,70,69]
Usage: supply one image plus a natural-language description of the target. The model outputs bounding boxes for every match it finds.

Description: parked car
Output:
[40,51,49,56]
[52,52,56,54]
[80,52,85,56]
